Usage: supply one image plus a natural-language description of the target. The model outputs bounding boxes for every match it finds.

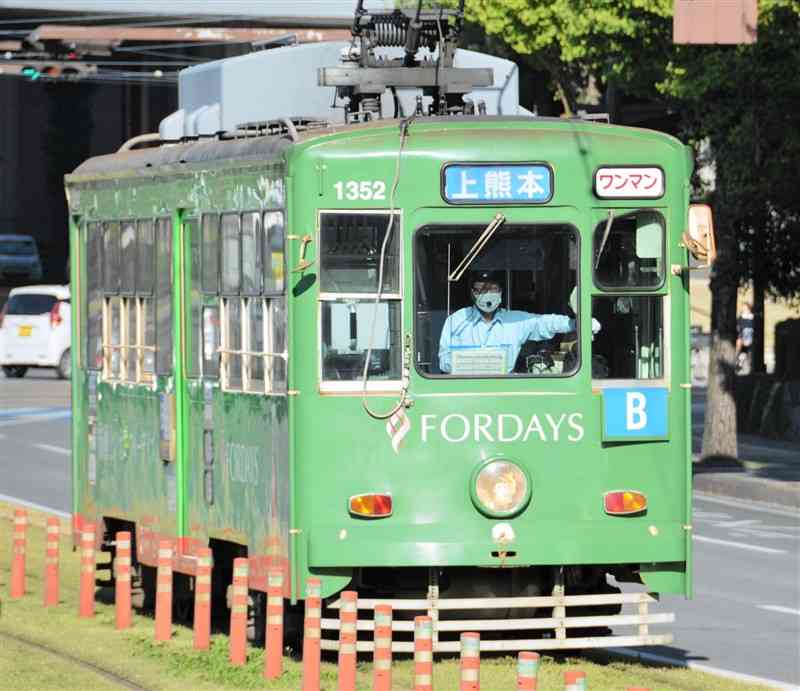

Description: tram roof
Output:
[67,115,686,182]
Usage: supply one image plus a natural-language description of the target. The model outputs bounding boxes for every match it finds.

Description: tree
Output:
[466,0,800,460]
[466,0,674,113]
[661,1,800,453]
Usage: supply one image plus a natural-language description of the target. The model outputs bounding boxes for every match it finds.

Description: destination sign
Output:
[594,166,664,199]
[443,164,553,204]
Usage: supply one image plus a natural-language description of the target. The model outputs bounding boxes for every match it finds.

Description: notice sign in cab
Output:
[443,163,553,204]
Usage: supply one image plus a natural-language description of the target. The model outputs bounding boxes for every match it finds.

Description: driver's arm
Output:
[519,313,602,342]
[519,313,575,342]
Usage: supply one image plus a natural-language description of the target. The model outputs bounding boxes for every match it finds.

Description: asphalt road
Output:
[0,374,798,688]
[0,369,71,513]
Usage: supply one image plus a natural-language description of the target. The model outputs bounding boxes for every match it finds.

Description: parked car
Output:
[0,234,43,284]
[0,285,71,378]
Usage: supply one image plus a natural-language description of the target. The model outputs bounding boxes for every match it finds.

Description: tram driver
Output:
[438,271,600,375]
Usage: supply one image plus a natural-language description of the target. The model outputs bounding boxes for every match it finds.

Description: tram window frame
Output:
[201,213,220,294]
[103,221,120,293]
[99,218,157,386]
[86,222,104,371]
[137,219,155,296]
[155,217,173,376]
[187,216,202,379]
[317,209,403,393]
[590,208,669,383]
[120,220,137,295]
[590,294,669,381]
[592,209,666,291]
[214,209,288,395]
[413,222,580,380]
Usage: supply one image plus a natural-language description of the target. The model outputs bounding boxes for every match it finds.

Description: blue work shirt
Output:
[438,306,574,373]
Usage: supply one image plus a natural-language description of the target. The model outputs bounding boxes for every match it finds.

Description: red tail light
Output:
[49,301,62,329]
[604,490,647,515]
[348,493,392,519]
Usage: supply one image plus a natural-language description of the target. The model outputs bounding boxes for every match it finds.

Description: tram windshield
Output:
[415,223,579,377]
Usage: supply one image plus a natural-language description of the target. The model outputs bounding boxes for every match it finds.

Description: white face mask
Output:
[474,290,502,314]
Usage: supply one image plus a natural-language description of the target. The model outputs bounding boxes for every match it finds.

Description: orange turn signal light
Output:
[604,490,647,515]
[348,493,392,519]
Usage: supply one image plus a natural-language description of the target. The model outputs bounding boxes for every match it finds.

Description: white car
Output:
[0,285,71,379]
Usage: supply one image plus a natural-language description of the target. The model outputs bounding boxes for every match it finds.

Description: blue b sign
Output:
[443,164,553,204]
[602,387,668,440]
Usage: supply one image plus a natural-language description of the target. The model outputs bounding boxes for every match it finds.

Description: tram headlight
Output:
[470,459,531,518]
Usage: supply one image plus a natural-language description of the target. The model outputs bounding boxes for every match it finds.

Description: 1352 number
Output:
[333,180,387,201]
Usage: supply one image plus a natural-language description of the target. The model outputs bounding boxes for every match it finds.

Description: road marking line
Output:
[608,647,798,690]
[694,492,800,518]
[0,411,71,427]
[713,519,760,528]
[694,534,787,554]
[759,605,800,617]
[33,443,71,456]
[0,407,41,418]
[0,406,68,419]
[0,493,70,519]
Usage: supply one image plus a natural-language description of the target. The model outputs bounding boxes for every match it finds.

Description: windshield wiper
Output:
[594,210,615,271]
[447,213,506,283]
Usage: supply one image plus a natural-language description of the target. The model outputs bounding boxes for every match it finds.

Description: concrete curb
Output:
[693,470,800,511]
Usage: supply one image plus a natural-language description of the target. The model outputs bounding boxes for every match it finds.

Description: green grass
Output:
[0,635,121,690]
[0,503,774,690]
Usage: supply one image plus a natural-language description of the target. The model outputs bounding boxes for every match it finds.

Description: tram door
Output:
[80,217,178,559]
[178,208,290,589]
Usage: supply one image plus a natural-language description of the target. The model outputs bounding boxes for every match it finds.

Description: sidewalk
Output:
[691,387,800,511]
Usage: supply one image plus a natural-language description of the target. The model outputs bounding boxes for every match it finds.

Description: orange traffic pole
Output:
[154,541,173,641]
[229,557,249,666]
[372,603,393,691]
[414,615,433,691]
[460,632,480,690]
[301,577,322,691]
[564,670,587,690]
[193,547,213,650]
[10,508,27,599]
[43,516,60,607]
[517,651,540,689]
[114,531,132,629]
[337,590,358,691]
[264,567,284,679]
[78,522,96,617]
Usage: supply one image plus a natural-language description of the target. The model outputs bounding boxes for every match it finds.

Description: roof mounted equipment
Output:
[319,0,494,122]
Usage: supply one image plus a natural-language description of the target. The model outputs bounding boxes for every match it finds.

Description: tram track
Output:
[0,630,150,691]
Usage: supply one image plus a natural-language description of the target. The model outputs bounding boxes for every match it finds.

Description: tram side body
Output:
[66,118,694,609]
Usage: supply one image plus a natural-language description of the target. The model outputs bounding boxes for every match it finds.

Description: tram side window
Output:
[100,219,157,384]
[318,211,402,387]
[591,296,663,379]
[591,209,666,380]
[86,222,103,370]
[216,210,287,394]
[200,213,220,379]
[593,210,664,289]
[188,218,202,379]
[155,218,173,375]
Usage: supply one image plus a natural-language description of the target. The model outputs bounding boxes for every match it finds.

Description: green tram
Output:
[65,111,713,650]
